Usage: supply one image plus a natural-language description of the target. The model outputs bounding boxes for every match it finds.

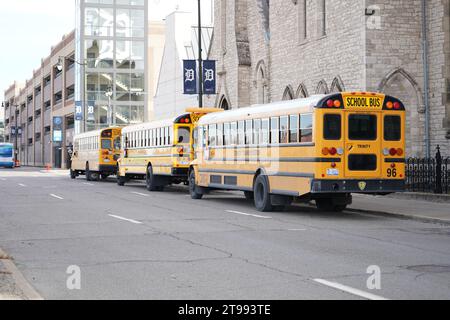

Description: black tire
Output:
[70,169,77,180]
[146,166,159,191]
[244,191,254,201]
[189,170,203,200]
[117,175,126,186]
[101,174,109,180]
[253,175,273,212]
[86,164,92,181]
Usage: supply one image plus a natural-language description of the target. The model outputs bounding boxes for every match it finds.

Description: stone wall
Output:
[208,0,450,156]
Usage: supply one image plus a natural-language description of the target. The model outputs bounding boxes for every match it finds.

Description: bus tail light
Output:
[396,148,404,156]
[383,148,390,156]
[322,147,339,156]
[389,148,397,156]
[386,101,394,109]
[326,99,341,108]
[394,102,401,110]
[331,163,337,168]
[391,163,396,169]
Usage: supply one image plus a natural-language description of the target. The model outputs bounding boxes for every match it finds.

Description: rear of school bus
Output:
[98,128,122,176]
[311,92,406,211]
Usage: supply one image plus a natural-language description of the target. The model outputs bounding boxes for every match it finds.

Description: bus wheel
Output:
[146,166,159,191]
[117,175,126,186]
[70,169,77,180]
[86,164,92,181]
[189,170,203,200]
[253,175,273,212]
[101,174,109,180]
[244,191,254,201]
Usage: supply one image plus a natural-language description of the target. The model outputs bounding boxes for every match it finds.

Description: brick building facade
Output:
[207,0,450,157]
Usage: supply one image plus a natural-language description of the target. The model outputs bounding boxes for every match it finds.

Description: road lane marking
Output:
[50,194,64,200]
[288,228,307,231]
[83,182,94,186]
[108,214,143,225]
[18,183,27,187]
[226,210,272,219]
[313,279,389,300]
[131,192,149,197]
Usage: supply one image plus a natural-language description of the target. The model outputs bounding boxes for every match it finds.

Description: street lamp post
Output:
[14,104,18,164]
[198,0,203,108]
[57,56,87,132]
[105,86,113,127]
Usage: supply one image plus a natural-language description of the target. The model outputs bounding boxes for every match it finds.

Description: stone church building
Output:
[206,0,450,157]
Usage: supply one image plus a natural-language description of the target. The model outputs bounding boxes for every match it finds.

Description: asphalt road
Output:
[0,167,449,300]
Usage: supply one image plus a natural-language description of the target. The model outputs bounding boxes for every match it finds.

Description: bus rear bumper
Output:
[99,165,117,174]
[171,167,189,177]
[311,179,405,194]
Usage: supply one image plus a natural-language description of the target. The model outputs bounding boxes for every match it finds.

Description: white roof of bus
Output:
[74,127,120,140]
[197,95,326,125]
[122,115,187,134]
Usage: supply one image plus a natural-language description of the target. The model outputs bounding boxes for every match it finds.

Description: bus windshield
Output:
[101,139,112,150]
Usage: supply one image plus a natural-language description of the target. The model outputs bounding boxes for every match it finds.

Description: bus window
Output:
[238,121,245,145]
[262,119,270,145]
[300,114,313,143]
[246,120,253,145]
[178,126,191,144]
[217,123,224,146]
[280,116,289,144]
[324,114,341,140]
[102,139,112,150]
[113,137,121,150]
[253,119,261,145]
[349,114,377,141]
[231,122,238,145]
[384,116,401,141]
[289,115,299,143]
[270,117,279,144]
[224,123,231,146]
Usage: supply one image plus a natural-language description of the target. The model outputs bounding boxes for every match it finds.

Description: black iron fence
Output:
[406,146,450,194]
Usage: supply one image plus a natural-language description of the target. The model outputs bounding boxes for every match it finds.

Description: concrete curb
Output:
[346,207,450,226]
[0,248,43,300]
[387,192,450,203]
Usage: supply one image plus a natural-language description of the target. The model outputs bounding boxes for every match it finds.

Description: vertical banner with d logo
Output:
[183,60,197,95]
[203,60,216,95]
[75,101,83,121]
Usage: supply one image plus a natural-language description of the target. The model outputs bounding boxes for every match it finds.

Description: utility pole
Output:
[14,104,18,164]
[198,0,203,108]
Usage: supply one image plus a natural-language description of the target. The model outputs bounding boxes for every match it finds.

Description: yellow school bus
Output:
[117,108,221,190]
[188,92,406,212]
[71,127,122,181]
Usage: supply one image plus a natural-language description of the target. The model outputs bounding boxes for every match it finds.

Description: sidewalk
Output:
[349,194,450,225]
[0,249,42,300]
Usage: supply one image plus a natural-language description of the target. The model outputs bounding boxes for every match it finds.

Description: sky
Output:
[0,0,211,104]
